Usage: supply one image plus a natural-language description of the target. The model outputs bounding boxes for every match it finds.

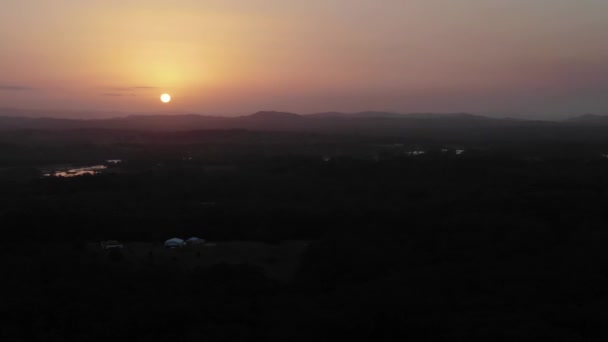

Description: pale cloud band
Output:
[0,85,34,91]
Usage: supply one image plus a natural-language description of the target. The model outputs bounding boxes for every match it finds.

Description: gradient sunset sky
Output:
[1,0,607,118]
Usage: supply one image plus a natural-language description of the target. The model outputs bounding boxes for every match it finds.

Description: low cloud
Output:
[101,93,136,97]
[106,86,157,92]
[0,85,33,91]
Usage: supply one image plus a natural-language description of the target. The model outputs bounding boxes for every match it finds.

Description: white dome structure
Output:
[164,238,185,248]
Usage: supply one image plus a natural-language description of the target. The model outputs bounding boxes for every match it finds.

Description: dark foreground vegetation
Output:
[2,126,608,341]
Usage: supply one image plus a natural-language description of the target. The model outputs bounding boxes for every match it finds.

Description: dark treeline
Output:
[2,128,608,340]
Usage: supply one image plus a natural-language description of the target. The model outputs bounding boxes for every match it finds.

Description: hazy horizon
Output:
[2,1,608,118]
[1,107,604,122]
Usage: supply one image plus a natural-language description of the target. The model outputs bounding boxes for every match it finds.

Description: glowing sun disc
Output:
[160,94,171,103]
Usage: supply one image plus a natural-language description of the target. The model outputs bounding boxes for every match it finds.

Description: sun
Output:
[160,93,171,103]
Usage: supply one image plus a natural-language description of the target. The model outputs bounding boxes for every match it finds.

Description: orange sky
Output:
[1,0,608,118]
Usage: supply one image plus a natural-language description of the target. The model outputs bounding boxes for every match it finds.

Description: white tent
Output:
[101,240,124,250]
[164,238,185,248]
[186,237,205,245]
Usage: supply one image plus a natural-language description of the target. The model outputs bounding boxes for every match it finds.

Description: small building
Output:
[164,238,185,249]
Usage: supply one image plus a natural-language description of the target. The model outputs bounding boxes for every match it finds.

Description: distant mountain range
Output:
[0,109,607,136]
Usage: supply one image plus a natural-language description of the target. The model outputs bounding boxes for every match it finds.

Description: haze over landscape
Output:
[2,0,608,118]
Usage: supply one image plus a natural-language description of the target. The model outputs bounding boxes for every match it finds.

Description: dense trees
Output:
[2,131,608,340]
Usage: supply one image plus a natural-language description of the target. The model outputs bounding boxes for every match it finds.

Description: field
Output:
[88,241,310,282]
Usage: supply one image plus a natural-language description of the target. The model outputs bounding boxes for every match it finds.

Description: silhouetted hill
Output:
[3,110,608,143]
[246,111,303,120]
[308,111,493,120]
[402,112,490,120]
[0,111,507,132]
[307,112,350,118]
[566,114,608,125]
[311,111,406,119]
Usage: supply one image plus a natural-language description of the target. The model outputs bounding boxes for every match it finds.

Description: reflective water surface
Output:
[43,165,107,178]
